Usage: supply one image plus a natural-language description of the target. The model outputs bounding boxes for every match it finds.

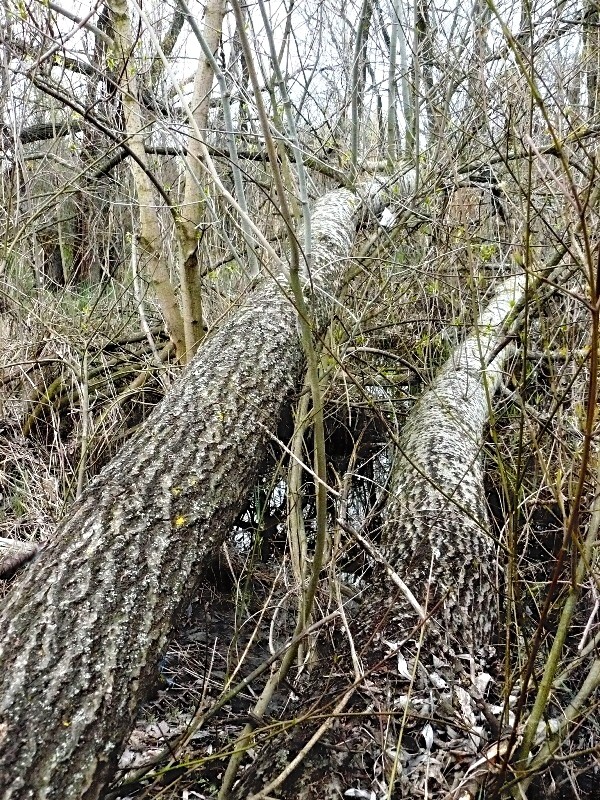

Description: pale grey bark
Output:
[107,0,186,357]
[233,276,526,800]
[0,189,360,800]
[176,0,227,358]
[381,275,525,652]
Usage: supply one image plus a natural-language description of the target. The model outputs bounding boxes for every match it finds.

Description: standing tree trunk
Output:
[0,188,360,800]
[231,275,526,800]
[107,0,186,358]
[175,0,227,360]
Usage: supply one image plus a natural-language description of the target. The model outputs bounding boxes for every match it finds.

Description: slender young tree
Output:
[1,3,600,799]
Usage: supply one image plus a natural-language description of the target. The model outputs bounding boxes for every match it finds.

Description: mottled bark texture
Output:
[381,275,526,652]
[0,189,360,800]
[233,276,525,800]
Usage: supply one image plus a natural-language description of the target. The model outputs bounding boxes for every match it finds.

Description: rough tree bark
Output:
[0,189,360,800]
[231,275,526,800]
[381,277,526,652]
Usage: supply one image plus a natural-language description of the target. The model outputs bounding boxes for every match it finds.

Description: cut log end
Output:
[0,540,41,580]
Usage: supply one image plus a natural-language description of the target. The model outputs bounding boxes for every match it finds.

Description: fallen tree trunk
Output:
[380,276,526,653]
[0,189,361,800]
[231,275,526,800]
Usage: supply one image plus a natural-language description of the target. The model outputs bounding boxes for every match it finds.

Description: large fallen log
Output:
[0,188,362,800]
[231,275,526,800]
[381,275,526,653]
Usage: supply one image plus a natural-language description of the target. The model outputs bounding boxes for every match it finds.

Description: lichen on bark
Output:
[232,275,526,800]
[0,187,364,800]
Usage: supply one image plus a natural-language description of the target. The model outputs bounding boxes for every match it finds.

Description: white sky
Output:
[3,0,589,148]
